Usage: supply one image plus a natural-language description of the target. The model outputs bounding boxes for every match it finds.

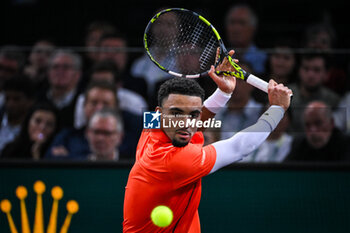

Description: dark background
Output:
[0,162,349,233]
[1,0,349,50]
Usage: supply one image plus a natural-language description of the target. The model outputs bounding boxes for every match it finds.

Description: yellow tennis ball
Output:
[151,205,173,227]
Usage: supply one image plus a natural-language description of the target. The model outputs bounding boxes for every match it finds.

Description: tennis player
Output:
[123,55,292,232]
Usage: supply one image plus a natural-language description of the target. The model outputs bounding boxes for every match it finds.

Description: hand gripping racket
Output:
[144,8,270,93]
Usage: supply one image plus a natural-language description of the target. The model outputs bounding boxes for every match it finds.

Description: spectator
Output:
[333,92,350,134]
[0,46,26,108]
[285,101,350,162]
[224,4,267,75]
[130,8,174,97]
[1,103,59,160]
[74,60,147,129]
[24,39,55,90]
[289,52,340,132]
[242,108,293,163]
[37,50,82,129]
[303,23,347,96]
[216,62,263,139]
[84,20,116,66]
[254,38,298,104]
[0,75,35,153]
[45,81,117,160]
[86,108,124,161]
[265,38,298,85]
[98,32,148,99]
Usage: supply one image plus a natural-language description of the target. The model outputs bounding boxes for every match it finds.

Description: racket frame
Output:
[144,8,269,93]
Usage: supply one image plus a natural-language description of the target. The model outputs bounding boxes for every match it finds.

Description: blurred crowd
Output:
[0,4,349,163]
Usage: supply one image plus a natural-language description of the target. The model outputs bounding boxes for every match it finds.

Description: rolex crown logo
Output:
[1,180,79,233]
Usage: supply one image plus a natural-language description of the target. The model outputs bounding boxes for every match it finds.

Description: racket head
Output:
[144,8,222,78]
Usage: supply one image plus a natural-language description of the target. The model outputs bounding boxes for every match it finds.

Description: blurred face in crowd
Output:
[152,12,178,50]
[303,102,333,149]
[85,29,104,62]
[299,57,327,92]
[28,110,56,143]
[48,54,81,92]
[0,56,20,86]
[29,41,55,69]
[84,87,116,121]
[5,91,33,121]
[87,114,122,159]
[269,47,295,82]
[225,6,255,48]
[307,30,332,50]
[176,44,200,74]
[99,38,127,72]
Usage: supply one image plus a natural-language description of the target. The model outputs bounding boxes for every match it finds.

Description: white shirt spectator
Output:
[0,114,21,154]
[241,133,293,162]
[131,54,171,95]
[217,98,263,140]
[333,92,350,134]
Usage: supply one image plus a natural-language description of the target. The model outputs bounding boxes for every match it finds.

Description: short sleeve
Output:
[167,144,217,188]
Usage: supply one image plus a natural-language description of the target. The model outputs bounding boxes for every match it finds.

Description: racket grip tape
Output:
[246,74,268,93]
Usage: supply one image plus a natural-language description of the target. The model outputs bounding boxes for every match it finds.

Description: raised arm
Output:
[200,50,237,131]
[209,80,292,174]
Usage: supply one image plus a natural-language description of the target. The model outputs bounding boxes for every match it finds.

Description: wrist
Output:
[258,105,285,131]
[203,88,232,114]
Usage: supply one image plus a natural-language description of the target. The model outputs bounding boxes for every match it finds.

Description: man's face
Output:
[158,94,202,147]
[5,91,33,120]
[225,8,255,48]
[87,115,122,159]
[84,88,116,121]
[0,56,19,86]
[270,47,295,78]
[299,57,327,92]
[304,108,333,149]
[29,41,55,69]
[48,55,80,91]
[98,38,127,71]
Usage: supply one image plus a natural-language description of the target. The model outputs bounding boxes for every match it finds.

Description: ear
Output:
[155,106,162,113]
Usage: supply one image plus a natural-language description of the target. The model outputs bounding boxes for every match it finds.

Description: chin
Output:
[172,138,190,147]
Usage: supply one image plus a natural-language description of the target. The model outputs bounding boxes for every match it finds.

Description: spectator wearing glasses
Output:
[86,108,124,161]
[37,50,82,129]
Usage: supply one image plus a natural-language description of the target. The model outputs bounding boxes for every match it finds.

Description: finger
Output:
[269,79,277,87]
[215,47,220,64]
[228,50,235,57]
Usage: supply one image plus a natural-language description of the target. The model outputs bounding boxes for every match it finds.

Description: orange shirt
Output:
[123,129,217,233]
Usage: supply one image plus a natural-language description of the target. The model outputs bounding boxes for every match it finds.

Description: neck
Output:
[50,87,72,100]
[300,85,319,98]
[96,150,118,161]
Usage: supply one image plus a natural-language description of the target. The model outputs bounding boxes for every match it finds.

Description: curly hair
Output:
[157,77,205,106]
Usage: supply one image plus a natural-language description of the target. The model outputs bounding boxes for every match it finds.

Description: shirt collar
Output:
[47,88,76,109]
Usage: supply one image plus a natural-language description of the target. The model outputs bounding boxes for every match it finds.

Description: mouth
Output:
[175,130,191,140]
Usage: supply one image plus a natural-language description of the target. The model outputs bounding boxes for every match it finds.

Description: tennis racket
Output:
[144,8,269,93]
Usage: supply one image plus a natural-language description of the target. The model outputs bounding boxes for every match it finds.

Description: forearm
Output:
[209,105,285,173]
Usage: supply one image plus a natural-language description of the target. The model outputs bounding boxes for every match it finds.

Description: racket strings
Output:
[146,11,219,75]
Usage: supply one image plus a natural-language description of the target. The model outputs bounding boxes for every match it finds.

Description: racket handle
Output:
[246,74,268,93]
